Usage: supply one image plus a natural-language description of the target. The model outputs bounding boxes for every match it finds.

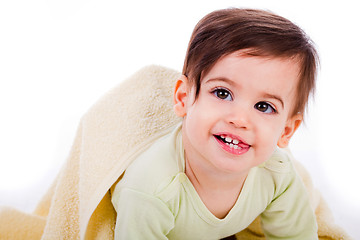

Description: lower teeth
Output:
[226,143,241,149]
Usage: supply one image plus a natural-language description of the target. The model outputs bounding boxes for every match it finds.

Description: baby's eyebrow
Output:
[204,77,236,86]
[262,93,284,109]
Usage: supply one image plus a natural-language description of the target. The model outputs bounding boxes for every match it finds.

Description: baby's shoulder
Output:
[251,148,299,199]
[261,148,295,174]
[115,131,181,196]
[253,148,297,188]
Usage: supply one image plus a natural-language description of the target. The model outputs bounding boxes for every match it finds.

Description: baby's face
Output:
[175,50,302,175]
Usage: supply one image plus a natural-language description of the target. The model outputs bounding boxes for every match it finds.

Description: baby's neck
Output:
[184,157,248,219]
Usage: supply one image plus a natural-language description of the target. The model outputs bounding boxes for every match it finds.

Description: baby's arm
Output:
[111,187,175,240]
[260,170,318,239]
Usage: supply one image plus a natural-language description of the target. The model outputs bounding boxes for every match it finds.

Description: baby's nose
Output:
[226,107,252,130]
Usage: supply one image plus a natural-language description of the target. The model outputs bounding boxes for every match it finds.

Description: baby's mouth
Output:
[214,134,251,150]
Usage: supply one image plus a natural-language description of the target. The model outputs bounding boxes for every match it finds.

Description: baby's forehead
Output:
[208,49,300,71]
[199,51,302,81]
[201,52,300,95]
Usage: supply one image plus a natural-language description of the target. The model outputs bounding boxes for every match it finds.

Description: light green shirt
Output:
[111,124,318,239]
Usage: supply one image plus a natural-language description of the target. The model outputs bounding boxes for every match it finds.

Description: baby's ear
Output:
[173,75,189,117]
[277,114,303,148]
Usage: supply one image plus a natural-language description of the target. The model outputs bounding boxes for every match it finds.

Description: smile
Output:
[214,134,250,155]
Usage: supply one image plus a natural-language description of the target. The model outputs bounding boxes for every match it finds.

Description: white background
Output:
[0,0,359,238]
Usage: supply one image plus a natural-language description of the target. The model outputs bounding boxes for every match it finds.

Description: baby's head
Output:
[182,8,319,118]
[174,8,319,172]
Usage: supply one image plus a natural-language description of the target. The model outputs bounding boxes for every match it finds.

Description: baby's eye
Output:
[212,88,233,101]
[255,102,277,114]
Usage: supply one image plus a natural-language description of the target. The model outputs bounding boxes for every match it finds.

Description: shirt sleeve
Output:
[260,172,318,240]
[111,187,175,240]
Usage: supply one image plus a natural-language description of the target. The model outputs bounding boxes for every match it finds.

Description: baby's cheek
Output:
[256,127,281,152]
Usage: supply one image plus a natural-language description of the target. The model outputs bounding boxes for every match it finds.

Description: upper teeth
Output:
[221,135,240,145]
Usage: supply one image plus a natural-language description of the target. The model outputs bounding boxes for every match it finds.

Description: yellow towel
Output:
[0,65,352,240]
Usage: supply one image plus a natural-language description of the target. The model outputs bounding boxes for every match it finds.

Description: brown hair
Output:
[182,8,319,117]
